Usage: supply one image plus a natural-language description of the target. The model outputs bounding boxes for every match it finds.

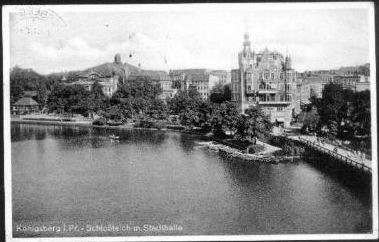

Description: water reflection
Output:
[11,124,372,236]
[11,124,48,142]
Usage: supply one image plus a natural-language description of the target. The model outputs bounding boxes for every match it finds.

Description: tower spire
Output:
[243,31,251,55]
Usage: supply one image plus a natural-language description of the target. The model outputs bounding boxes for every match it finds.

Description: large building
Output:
[296,75,328,110]
[128,68,177,100]
[209,70,231,85]
[67,71,120,98]
[169,69,221,99]
[231,33,297,127]
[332,74,370,92]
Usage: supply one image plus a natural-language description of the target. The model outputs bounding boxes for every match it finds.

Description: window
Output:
[264,72,270,80]
[247,85,251,91]
[285,84,290,91]
[278,107,284,111]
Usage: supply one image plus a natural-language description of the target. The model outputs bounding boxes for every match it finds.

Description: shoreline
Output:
[11,118,284,163]
[10,118,207,136]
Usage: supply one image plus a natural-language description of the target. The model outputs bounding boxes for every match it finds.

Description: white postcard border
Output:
[2,2,378,241]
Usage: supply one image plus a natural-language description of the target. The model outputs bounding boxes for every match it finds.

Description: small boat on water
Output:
[109,134,120,140]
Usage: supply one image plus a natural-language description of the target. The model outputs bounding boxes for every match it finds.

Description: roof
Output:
[141,70,170,80]
[13,97,39,106]
[79,61,134,80]
[70,80,94,85]
[189,73,209,81]
[301,76,327,85]
[170,69,209,76]
[210,70,229,75]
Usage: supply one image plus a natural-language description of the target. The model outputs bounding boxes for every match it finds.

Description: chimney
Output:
[138,63,141,73]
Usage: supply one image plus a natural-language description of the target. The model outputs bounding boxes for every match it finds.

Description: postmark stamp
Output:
[11,6,66,38]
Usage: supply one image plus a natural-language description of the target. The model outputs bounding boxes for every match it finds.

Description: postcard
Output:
[2,2,377,241]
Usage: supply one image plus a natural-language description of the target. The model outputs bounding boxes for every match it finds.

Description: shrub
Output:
[92,117,106,126]
[246,144,265,154]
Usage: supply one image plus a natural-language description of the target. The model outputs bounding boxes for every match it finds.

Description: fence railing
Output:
[298,137,371,172]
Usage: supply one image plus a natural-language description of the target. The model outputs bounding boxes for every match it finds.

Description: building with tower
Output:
[231,32,297,127]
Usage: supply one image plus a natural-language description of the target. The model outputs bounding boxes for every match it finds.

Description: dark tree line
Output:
[11,67,273,142]
[46,81,106,116]
[307,83,370,141]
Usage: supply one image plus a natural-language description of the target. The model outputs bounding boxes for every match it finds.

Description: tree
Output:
[86,81,107,114]
[350,90,370,136]
[10,66,50,106]
[10,84,24,104]
[209,83,232,103]
[112,76,162,119]
[46,84,91,115]
[115,76,161,100]
[197,101,213,131]
[35,82,48,107]
[313,83,346,139]
[210,101,239,137]
[311,83,370,140]
[179,107,200,129]
[146,99,169,120]
[301,107,320,134]
[168,89,202,115]
[235,106,272,141]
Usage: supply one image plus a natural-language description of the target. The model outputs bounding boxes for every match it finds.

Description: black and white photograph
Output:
[2,2,378,241]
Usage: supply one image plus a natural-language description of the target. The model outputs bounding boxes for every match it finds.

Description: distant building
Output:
[355,81,370,92]
[68,71,119,98]
[12,97,39,115]
[209,70,231,85]
[296,75,328,109]
[168,69,221,99]
[333,74,370,92]
[65,54,137,97]
[231,32,297,127]
[128,69,177,100]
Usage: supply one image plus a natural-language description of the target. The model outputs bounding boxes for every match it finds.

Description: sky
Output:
[7,3,373,74]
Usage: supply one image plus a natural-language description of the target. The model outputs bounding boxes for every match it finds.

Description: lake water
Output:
[11,123,372,237]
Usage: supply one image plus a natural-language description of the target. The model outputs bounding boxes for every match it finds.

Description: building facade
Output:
[128,69,177,100]
[68,71,119,98]
[210,70,231,85]
[231,33,297,127]
[296,75,328,108]
[332,74,370,91]
[12,97,39,115]
[168,69,221,99]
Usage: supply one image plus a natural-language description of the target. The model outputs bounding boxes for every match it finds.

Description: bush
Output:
[92,117,106,126]
[246,144,265,154]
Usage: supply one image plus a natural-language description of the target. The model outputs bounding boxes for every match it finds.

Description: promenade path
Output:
[288,135,372,170]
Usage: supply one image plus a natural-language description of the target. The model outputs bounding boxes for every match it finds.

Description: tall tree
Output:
[210,101,239,136]
[235,106,272,141]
